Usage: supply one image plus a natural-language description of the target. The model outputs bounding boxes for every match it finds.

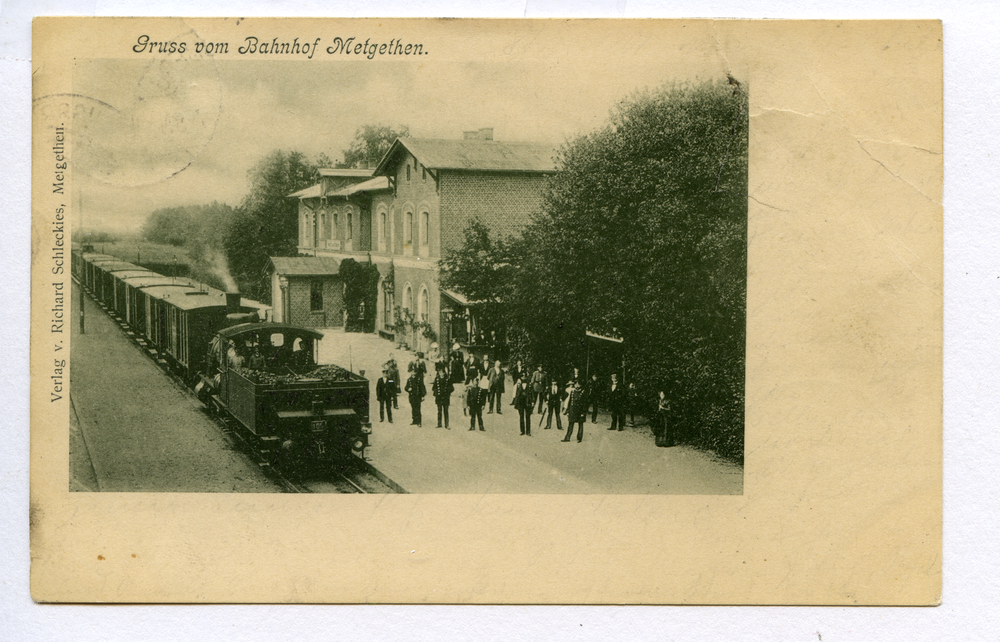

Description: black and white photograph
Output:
[28,17,941,607]
[66,36,746,495]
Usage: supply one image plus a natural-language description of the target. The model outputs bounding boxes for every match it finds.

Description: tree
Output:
[224,150,324,303]
[339,258,380,333]
[440,218,521,324]
[526,79,748,461]
[338,124,410,169]
[443,79,748,461]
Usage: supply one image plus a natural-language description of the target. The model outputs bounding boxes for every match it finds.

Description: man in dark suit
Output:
[587,372,601,422]
[607,373,626,431]
[530,365,548,414]
[562,380,588,443]
[487,360,505,414]
[375,369,396,423]
[541,380,565,430]
[511,377,532,436]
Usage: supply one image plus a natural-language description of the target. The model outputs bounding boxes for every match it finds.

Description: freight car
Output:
[73,247,371,465]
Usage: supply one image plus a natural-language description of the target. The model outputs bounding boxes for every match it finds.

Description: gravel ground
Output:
[70,288,281,493]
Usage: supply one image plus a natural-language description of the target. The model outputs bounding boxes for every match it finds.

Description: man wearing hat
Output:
[375,368,396,423]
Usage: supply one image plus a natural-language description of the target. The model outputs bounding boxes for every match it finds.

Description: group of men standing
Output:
[374,351,638,445]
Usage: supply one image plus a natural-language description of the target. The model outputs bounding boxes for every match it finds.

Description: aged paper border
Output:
[30,17,941,604]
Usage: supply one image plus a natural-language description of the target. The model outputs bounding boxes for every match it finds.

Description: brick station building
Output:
[281,128,558,356]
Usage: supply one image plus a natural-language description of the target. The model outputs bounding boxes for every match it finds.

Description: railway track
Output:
[74,276,405,495]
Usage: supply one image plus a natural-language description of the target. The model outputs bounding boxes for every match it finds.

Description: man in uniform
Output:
[562,380,588,443]
[404,364,426,427]
[432,362,454,429]
[467,376,488,431]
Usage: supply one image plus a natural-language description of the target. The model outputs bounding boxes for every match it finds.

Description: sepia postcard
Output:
[31,17,941,604]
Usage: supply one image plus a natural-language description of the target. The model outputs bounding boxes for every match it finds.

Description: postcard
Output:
[31,17,941,603]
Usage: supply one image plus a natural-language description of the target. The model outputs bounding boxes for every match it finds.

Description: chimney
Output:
[225,292,241,314]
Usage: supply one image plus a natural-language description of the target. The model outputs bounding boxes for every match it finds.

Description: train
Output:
[72,247,372,465]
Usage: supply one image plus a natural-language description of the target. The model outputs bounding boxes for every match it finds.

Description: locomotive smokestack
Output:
[225,291,240,314]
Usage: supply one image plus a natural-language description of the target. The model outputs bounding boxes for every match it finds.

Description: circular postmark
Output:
[66,26,224,189]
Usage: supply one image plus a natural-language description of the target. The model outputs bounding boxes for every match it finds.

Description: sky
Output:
[71,44,730,234]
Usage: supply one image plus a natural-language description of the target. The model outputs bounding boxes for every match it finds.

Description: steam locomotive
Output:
[72,248,371,464]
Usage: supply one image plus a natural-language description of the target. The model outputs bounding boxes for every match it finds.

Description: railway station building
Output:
[285,128,558,356]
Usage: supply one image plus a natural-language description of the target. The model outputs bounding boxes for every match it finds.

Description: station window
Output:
[311,280,324,312]
[418,286,429,322]
[347,211,353,239]
[421,211,430,247]
[406,164,411,182]
[405,212,413,245]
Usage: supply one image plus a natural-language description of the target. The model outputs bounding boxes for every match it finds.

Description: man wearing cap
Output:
[404,365,426,427]
[562,380,588,443]
[467,375,488,431]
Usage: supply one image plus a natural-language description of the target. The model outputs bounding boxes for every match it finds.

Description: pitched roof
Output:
[326,176,391,197]
[269,256,342,276]
[288,183,323,199]
[289,171,386,200]
[319,168,374,178]
[374,138,559,175]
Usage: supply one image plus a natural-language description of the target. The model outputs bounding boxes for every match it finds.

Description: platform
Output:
[314,328,744,494]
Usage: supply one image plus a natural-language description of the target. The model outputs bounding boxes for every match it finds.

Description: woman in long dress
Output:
[654,391,672,447]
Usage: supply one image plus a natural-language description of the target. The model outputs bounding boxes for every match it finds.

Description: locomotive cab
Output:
[198,322,371,468]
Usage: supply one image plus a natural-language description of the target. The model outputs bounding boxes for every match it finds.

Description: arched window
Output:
[347,210,353,240]
[333,211,340,239]
[403,283,413,313]
[418,286,429,322]
[404,211,413,246]
[420,211,430,248]
[320,212,326,240]
[389,206,396,254]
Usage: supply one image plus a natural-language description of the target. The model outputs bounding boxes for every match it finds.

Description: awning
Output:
[441,289,480,307]
[585,330,624,344]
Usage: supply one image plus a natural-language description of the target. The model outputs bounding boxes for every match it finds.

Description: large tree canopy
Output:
[338,124,410,169]
[224,150,325,303]
[442,79,747,460]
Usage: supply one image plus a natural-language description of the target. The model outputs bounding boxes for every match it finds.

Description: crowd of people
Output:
[373,348,678,447]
